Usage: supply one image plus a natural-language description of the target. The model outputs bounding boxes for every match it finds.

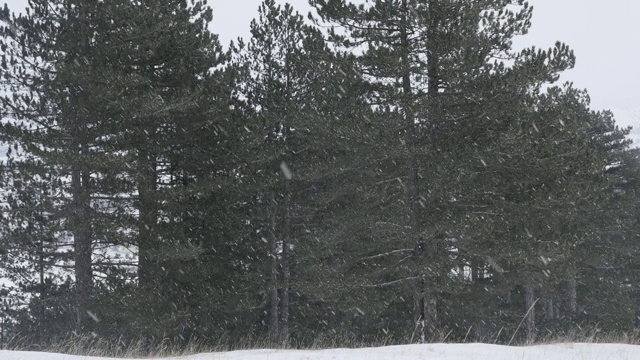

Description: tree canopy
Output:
[0,0,637,349]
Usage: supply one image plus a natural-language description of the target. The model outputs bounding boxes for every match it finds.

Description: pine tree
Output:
[240,0,340,343]
[0,0,123,333]
[239,0,380,342]
[309,0,576,341]
[0,0,235,340]
[85,0,242,339]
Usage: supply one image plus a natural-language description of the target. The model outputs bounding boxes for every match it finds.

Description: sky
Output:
[3,0,639,143]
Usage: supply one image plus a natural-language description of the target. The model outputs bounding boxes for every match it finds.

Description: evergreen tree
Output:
[0,0,123,333]
[239,0,377,343]
[0,0,636,348]
[310,0,575,341]
[89,0,232,337]
[0,0,237,341]
[240,0,335,343]
[460,83,632,341]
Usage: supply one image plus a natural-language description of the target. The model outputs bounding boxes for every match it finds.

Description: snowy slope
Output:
[2,343,640,360]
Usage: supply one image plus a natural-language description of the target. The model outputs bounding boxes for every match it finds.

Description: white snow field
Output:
[2,343,640,360]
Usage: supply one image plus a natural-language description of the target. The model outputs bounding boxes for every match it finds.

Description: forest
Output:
[0,0,638,350]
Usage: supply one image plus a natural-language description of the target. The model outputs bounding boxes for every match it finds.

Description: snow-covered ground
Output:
[2,343,640,360]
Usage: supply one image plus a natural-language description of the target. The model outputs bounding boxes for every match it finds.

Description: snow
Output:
[2,343,640,360]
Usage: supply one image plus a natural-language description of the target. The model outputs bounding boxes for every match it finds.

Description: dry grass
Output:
[5,334,220,358]
[3,329,639,358]
[536,329,640,346]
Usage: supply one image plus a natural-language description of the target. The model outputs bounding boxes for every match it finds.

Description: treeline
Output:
[0,0,638,349]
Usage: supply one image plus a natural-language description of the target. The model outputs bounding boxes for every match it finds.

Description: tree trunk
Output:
[471,261,482,282]
[424,285,437,341]
[524,284,536,343]
[542,291,554,320]
[413,275,438,343]
[70,2,93,335]
[137,149,157,289]
[398,0,439,342]
[72,168,93,333]
[413,276,426,342]
[280,178,292,344]
[268,192,280,343]
[566,277,577,316]
[38,236,45,342]
[423,0,441,342]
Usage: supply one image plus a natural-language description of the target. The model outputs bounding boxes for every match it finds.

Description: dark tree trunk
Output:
[72,168,93,333]
[471,261,482,282]
[407,0,441,342]
[566,277,577,316]
[525,284,536,343]
[542,291,554,320]
[424,0,440,341]
[137,149,157,289]
[399,0,437,342]
[413,274,438,343]
[280,178,292,344]
[268,192,280,343]
[413,276,426,342]
[424,285,437,341]
[38,237,46,342]
[70,3,93,335]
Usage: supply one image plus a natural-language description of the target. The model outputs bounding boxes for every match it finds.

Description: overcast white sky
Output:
[4,0,639,143]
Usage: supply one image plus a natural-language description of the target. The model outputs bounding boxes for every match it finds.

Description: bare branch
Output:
[360,248,413,261]
[362,275,422,288]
